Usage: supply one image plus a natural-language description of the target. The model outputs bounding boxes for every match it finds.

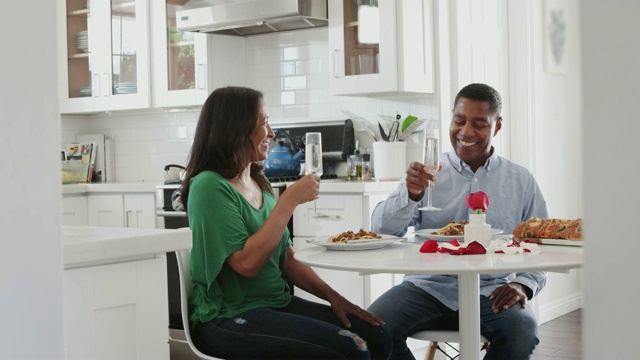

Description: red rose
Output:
[466,191,489,214]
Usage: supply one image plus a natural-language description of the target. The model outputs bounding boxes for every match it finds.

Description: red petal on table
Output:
[524,248,531,253]
[465,241,487,255]
[438,247,456,253]
[451,247,467,255]
[420,240,439,253]
[495,250,505,254]
[448,239,461,246]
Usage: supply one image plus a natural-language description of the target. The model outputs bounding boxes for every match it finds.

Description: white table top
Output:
[294,241,584,275]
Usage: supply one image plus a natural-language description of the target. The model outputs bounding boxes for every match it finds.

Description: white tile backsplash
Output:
[61,28,438,182]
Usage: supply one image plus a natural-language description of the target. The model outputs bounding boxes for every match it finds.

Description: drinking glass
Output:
[418,130,440,211]
[305,132,323,210]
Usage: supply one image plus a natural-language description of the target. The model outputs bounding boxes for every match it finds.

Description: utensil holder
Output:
[373,141,407,179]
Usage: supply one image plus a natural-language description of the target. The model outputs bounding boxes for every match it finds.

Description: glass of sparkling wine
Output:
[305,132,323,210]
[418,130,440,211]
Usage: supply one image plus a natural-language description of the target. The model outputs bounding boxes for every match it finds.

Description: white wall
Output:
[0,1,65,358]
[581,0,640,358]
[60,28,440,182]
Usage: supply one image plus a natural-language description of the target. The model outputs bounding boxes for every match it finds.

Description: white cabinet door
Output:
[58,0,150,114]
[64,257,169,359]
[88,194,125,227]
[124,193,157,228]
[150,0,246,108]
[62,195,89,226]
[293,194,364,237]
[328,0,434,95]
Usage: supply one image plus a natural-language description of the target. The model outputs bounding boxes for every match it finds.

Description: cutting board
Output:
[513,237,583,247]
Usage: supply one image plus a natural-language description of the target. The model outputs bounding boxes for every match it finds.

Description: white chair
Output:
[175,249,225,360]
[410,330,489,360]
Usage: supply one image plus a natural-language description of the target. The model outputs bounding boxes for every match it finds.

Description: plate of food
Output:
[306,229,403,251]
[414,221,503,241]
[512,217,583,246]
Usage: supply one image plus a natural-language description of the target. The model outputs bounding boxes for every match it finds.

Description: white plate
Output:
[306,234,402,251]
[414,228,504,241]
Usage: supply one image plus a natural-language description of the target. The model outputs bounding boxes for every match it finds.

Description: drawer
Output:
[293,195,363,237]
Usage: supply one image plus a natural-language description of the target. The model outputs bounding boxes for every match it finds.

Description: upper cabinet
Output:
[58,0,150,114]
[149,0,246,108]
[328,0,435,96]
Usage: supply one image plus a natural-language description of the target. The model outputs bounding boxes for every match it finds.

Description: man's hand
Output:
[405,162,442,201]
[489,283,532,313]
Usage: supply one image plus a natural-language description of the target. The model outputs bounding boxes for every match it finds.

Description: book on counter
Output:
[63,141,97,182]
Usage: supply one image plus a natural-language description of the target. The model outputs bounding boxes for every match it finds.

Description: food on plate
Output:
[431,221,469,236]
[328,229,383,243]
[512,217,582,240]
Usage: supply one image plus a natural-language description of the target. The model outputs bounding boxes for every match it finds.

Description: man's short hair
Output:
[453,83,502,118]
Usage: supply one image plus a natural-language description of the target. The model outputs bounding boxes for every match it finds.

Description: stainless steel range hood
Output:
[176,0,327,37]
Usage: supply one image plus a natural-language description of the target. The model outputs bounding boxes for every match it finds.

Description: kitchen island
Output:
[63,226,191,360]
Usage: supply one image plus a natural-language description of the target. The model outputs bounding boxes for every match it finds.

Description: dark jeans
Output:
[192,296,392,359]
[367,282,539,360]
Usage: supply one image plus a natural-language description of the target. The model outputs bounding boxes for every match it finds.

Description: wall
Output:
[61,28,439,182]
[0,1,65,358]
[582,0,640,358]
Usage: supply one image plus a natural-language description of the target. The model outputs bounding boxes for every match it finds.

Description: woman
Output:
[181,86,392,359]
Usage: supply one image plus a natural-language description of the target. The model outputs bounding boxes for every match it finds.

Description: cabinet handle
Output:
[93,74,100,97]
[103,73,111,97]
[312,212,341,219]
[332,49,344,78]
[197,64,206,90]
[126,210,132,227]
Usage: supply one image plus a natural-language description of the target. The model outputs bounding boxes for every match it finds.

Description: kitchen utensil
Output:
[164,164,186,182]
[264,129,303,177]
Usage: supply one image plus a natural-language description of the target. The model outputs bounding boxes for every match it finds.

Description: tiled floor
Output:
[412,309,583,360]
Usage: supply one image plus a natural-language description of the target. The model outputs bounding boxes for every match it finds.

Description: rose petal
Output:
[465,241,487,255]
[420,240,439,253]
[451,247,467,255]
[438,246,456,253]
[449,239,461,247]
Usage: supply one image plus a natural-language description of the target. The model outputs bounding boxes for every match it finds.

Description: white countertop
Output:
[63,179,401,195]
[63,226,192,269]
[62,182,161,195]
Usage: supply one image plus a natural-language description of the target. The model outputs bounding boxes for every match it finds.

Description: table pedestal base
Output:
[458,273,481,360]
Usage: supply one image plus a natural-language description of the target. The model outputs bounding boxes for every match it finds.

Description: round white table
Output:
[294,241,584,360]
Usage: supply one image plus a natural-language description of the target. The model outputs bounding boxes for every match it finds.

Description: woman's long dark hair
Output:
[181,86,272,212]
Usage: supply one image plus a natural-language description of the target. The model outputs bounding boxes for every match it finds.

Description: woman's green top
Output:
[187,171,292,325]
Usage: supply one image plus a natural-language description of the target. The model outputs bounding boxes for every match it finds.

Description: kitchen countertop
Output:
[63,178,402,195]
[62,182,161,195]
[63,226,191,269]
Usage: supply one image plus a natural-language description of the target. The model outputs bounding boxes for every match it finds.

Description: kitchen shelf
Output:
[69,53,90,59]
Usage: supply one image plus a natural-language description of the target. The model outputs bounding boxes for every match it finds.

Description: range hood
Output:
[176,0,328,37]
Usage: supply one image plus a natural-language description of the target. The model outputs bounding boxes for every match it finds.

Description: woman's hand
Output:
[282,174,320,205]
[405,162,442,201]
[326,291,385,329]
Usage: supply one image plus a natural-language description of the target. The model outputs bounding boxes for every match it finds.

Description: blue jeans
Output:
[367,282,539,360]
[192,296,392,359]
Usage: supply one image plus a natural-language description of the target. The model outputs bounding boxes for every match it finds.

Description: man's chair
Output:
[410,330,489,360]
[175,249,225,360]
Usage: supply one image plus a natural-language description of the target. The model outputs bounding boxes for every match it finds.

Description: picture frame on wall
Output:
[544,0,568,74]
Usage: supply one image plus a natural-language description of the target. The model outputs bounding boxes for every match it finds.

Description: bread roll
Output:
[513,217,582,240]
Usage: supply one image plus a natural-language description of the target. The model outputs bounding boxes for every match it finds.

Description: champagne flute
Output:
[305,132,323,210]
[418,130,440,211]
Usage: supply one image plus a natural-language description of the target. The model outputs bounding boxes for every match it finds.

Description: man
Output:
[368,83,548,359]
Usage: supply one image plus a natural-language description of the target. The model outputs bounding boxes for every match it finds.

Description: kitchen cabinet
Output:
[149,0,246,108]
[292,191,395,308]
[328,0,435,95]
[64,256,168,359]
[62,195,89,226]
[88,193,156,228]
[58,0,151,114]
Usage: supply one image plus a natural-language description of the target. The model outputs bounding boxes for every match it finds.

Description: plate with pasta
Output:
[414,227,503,241]
[306,229,402,251]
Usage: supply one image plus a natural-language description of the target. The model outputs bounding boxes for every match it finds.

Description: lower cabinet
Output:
[64,256,169,359]
[88,193,156,228]
[62,195,89,226]
[292,193,396,309]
